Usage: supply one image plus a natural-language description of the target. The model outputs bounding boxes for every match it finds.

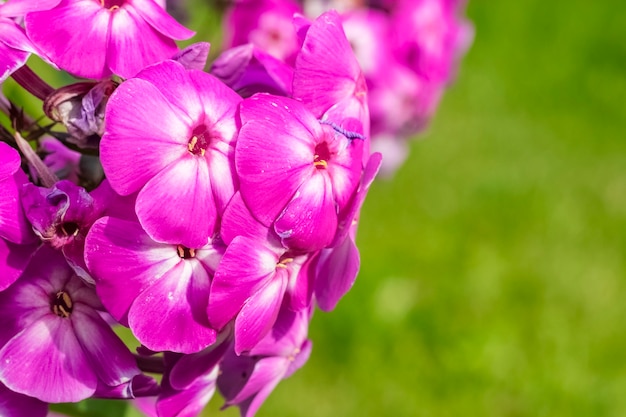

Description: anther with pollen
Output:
[276,257,294,269]
[313,142,331,169]
[177,245,196,259]
[52,291,73,318]
[187,136,205,156]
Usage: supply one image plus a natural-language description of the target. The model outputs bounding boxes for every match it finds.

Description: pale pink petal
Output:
[135,156,216,248]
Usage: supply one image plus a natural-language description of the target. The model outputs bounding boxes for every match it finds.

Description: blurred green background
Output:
[10,0,625,416]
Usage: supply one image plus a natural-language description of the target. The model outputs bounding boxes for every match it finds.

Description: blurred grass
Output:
[26,0,626,415]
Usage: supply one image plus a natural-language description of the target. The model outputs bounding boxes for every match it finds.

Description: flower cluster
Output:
[218,0,473,175]
[0,1,381,417]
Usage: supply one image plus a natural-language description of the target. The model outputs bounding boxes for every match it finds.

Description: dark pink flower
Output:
[0,247,140,403]
[85,216,223,353]
[24,0,195,79]
[236,94,363,252]
[100,60,242,248]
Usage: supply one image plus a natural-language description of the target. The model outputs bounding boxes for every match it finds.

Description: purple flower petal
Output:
[248,306,309,358]
[0,316,97,402]
[0,239,38,292]
[168,338,230,391]
[72,305,139,387]
[0,381,47,417]
[225,356,286,409]
[172,42,211,71]
[210,44,294,98]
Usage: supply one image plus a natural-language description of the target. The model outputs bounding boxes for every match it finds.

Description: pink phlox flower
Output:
[101,59,242,248]
[340,8,392,80]
[20,179,105,283]
[0,246,141,403]
[236,93,363,252]
[24,0,195,79]
[209,192,314,354]
[85,216,224,354]
[368,61,442,138]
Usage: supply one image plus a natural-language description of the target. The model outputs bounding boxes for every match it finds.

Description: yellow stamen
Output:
[314,160,328,168]
[276,257,294,268]
[188,136,198,152]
